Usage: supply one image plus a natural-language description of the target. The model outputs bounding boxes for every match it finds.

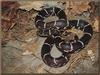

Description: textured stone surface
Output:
[2,32,98,74]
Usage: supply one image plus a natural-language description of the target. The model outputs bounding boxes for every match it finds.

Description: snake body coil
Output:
[35,7,93,68]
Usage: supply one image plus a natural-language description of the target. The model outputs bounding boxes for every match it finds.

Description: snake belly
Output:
[35,7,93,68]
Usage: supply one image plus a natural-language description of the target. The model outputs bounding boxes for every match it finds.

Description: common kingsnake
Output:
[35,7,93,68]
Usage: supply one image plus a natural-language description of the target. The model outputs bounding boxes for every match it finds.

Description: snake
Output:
[35,7,93,68]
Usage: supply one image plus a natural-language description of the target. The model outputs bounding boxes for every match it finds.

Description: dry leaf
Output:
[69,1,91,16]
[35,64,46,73]
[93,16,99,32]
[87,50,95,61]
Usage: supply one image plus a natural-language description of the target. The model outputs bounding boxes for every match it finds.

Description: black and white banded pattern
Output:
[35,7,93,68]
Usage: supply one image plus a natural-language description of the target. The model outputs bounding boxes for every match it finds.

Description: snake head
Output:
[50,27,63,36]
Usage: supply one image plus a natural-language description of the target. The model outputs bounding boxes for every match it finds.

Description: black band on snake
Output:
[35,7,93,68]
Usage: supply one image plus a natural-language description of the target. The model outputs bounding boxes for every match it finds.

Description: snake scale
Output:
[35,7,93,68]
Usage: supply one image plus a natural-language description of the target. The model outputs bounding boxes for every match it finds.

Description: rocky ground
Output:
[1,0,99,74]
[2,32,99,74]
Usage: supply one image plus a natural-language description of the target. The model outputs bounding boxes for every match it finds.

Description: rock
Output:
[18,1,67,11]
[73,58,98,73]
[2,46,22,73]
[11,8,37,41]
[18,1,44,11]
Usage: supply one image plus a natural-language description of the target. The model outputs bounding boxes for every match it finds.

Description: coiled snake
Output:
[35,7,93,68]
